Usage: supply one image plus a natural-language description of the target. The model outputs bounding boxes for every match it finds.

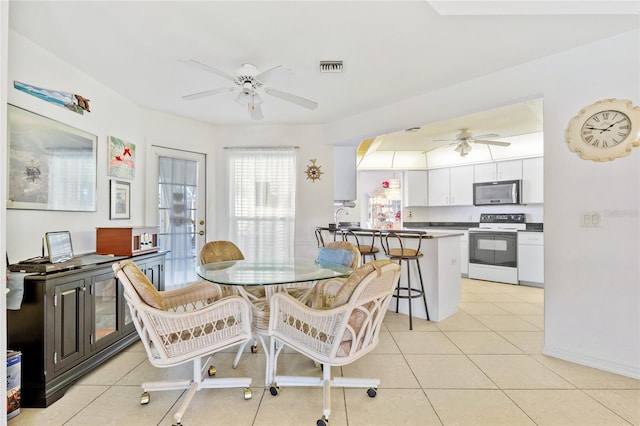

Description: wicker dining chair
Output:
[268,259,401,426]
[113,260,253,426]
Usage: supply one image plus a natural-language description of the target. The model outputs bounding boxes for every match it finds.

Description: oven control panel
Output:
[479,213,525,224]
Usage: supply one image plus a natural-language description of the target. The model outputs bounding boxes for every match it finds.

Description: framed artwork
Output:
[7,104,97,212]
[108,136,136,179]
[109,180,130,220]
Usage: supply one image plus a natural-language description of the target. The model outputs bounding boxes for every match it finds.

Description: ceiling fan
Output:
[181,60,318,120]
[434,128,511,157]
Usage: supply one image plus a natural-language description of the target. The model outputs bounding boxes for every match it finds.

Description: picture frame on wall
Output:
[108,135,136,179]
[109,180,130,220]
[6,104,98,212]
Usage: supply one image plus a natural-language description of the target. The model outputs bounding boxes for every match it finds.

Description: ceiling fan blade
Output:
[473,139,511,147]
[264,87,318,110]
[248,102,264,120]
[181,59,236,81]
[472,133,500,140]
[182,87,233,100]
[255,65,288,82]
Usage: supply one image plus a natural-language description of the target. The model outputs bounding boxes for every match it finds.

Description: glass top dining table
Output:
[196,257,353,288]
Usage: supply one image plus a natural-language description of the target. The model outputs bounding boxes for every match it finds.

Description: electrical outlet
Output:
[581,211,601,227]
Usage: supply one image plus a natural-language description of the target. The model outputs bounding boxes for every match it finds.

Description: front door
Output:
[148,146,206,289]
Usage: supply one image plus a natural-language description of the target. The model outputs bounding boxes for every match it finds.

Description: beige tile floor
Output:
[9,278,640,426]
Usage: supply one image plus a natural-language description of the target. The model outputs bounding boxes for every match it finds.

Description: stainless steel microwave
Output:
[473,180,522,206]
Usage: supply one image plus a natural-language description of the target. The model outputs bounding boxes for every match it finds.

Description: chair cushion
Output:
[119,260,166,310]
[316,247,355,268]
[330,259,390,308]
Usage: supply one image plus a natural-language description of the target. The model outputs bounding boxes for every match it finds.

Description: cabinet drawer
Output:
[518,232,543,245]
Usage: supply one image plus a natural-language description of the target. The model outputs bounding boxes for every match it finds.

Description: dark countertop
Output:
[404,221,544,232]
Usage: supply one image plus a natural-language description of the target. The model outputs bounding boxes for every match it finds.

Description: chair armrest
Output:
[296,277,346,308]
[268,292,352,361]
[137,295,253,360]
[160,280,223,312]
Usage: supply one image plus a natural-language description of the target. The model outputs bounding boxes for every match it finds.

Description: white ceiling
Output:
[7,1,640,152]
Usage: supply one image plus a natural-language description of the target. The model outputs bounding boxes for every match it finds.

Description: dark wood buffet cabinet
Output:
[7,251,166,407]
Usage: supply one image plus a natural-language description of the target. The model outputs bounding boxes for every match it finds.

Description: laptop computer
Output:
[10,231,81,273]
[45,231,75,263]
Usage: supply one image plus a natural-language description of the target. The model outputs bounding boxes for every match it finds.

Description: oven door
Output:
[469,231,518,267]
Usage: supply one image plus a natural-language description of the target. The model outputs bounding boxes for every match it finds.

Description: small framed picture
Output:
[109,180,130,220]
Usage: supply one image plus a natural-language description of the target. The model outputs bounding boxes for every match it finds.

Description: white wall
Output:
[6,32,145,261]
[327,30,640,379]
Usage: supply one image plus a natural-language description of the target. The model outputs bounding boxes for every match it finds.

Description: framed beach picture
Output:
[108,136,136,179]
[6,104,97,212]
[109,180,130,220]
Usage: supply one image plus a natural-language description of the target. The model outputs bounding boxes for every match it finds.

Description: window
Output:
[227,147,297,260]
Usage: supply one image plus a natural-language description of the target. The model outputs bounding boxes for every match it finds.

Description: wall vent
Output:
[319,61,344,73]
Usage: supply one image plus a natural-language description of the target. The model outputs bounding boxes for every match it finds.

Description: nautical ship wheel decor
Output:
[305,158,323,182]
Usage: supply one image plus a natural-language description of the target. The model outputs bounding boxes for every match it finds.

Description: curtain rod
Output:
[223,145,299,150]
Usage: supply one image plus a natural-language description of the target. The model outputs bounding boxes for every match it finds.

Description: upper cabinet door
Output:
[474,160,522,182]
[496,160,523,181]
[428,168,450,206]
[449,165,474,205]
[522,157,543,204]
[334,146,357,201]
[474,163,496,182]
[404,171,428,206]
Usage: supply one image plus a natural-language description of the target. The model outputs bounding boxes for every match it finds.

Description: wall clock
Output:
[305,158,323,182]
[566,98,640,161]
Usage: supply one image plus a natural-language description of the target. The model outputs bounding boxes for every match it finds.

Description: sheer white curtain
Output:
[227,147,297,260]
[158,156,198,286]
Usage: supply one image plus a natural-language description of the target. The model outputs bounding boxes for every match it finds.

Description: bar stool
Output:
[381,230,429,330]
[341,228,381,262]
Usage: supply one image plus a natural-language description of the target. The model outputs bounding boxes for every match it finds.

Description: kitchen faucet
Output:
[335,207,347,226]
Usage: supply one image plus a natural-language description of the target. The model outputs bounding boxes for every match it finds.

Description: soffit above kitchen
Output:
[8,1,639,125]
[357,98,544,170]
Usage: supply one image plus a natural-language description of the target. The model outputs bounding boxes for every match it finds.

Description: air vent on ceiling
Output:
[319,61,344,73]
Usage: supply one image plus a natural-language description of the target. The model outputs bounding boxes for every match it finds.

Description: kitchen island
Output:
[386,229,462,322]
[320,226,462,322]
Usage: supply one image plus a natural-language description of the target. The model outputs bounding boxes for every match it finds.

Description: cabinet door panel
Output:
[54,279,85,374]
[404,171,428,206]
[428,168,450,206]
[496,160,522,181]
[450,166,473,206]
[522,157,543,204]
[474,163,496,182]
[91,272,119,351]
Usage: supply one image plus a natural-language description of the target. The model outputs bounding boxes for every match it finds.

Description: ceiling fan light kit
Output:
[435,128,512,157]
[182,60,318,120]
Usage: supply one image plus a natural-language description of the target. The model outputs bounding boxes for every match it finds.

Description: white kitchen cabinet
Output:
[404,171,428,206]
[450,166,473,205]
[334,146,357,201]
[522,157,543,204]
[428,166,473,206]
[474,160,522,182]
[428,168,450,206]
[518,231,544,286]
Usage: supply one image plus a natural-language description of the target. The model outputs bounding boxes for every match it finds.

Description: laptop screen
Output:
[46,231,74,263]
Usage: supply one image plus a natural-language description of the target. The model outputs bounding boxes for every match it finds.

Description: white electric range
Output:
[468,213,526,284]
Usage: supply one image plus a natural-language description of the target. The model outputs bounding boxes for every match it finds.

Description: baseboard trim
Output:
[543,345,640,380]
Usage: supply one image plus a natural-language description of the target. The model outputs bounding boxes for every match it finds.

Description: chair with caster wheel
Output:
[268,259,401,425]
[199,240,264,366]
[113,260,253,426]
